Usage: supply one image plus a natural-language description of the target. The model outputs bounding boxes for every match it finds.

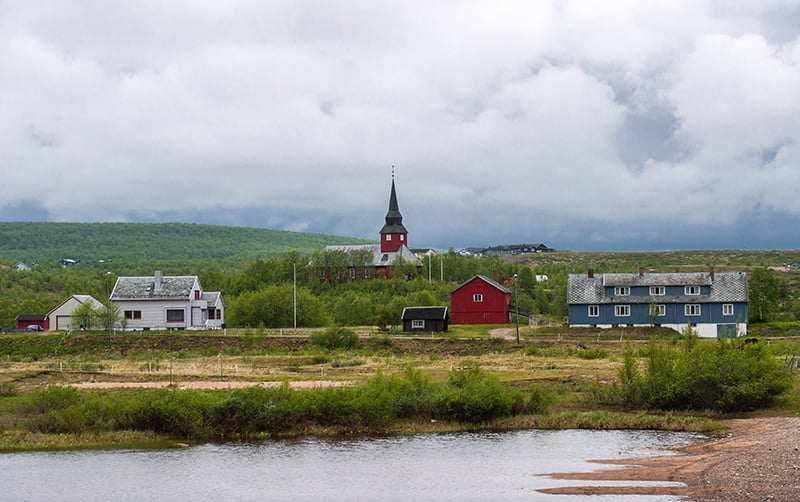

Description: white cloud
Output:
[1,1,799,250]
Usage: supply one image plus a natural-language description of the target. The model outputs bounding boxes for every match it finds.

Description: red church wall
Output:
[450,277,511,325]
[380,232,406,253]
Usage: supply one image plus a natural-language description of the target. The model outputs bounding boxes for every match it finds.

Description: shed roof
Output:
[401,306,448,321]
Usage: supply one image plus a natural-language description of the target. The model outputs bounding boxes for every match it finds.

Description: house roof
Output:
[451,275,512,295]
[202,291,223,307]
[567,271,748,304]
[111,275,198,300]
[401,306,448,320]
[322,243,421,266]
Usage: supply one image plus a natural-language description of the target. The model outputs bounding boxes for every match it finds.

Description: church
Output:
[320,177,421,280]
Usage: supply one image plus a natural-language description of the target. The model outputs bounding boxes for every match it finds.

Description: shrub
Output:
[612,339,793,413]
[439,365,524,423]
[308,327,363,351]
[212,385,302,435]
[123,389,215,437]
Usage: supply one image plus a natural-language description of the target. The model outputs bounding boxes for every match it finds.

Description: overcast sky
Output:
[2,1,800,251]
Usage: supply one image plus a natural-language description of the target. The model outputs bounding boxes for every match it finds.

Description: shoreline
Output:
[540,416,800,502]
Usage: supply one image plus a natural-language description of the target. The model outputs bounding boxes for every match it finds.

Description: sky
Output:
[2,1,800,252]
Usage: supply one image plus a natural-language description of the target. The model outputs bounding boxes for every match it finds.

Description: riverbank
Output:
[541,416,800,502]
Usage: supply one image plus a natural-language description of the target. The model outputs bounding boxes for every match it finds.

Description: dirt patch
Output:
[540,417,800,501]
[69,380,357,390]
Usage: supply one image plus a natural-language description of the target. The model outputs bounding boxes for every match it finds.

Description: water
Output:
[0,429,709,502]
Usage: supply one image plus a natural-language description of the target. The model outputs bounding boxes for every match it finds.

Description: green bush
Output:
[123,389,215,437]
[439,365,524,423]
[308,327,363,351]
[612,339,793,413]
[212,385,302,434]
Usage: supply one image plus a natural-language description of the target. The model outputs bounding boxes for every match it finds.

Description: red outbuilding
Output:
[16,314,48,331]
[450,275,512,325]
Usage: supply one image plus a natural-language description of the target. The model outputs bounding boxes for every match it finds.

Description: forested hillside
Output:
[0,222,372,262]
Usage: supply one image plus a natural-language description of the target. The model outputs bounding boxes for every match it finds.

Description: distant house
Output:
[450,275,512,325]
[14,262,33,271]
[16,314,48,331]
[567,268,748,338]
[482,243,554,256]
[47,294,101,331]
[59,258,80,267]
[110,270,224,330]
[401,306,449,333]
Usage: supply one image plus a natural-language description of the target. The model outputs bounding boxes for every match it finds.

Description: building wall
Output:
[115,298,209,330]
[451,279,511,325]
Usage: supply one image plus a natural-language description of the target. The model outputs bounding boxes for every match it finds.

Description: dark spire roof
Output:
[380,178,408,235]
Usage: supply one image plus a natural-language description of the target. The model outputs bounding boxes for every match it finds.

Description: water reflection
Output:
[0,429,708,502]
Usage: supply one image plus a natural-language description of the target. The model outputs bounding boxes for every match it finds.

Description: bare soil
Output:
[69,380,356,390]
[540,417,800,501]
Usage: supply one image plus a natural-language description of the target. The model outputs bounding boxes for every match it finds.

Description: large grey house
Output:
[110,270,224,330]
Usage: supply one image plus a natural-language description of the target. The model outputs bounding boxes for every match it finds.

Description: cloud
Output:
[0,1,799,251]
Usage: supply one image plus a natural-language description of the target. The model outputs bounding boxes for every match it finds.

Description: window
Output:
[194,290,201,300]
[588,305,599,317]
[649,286,665,296]
[473,293,484,302]
[411,319,424,329]
[723,304,734,316]
[166,309,185,322]
[650,304,666,317]
[685,286,701,295]
[349,268,355,279]
[385,235,391,241]
[364,268,371,279]
[685,304,701,316]
[124,310,142,320]
[614,305,630,317]
[614,286,630,296]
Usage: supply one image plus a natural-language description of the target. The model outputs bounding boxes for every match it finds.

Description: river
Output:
[0,429,710,501]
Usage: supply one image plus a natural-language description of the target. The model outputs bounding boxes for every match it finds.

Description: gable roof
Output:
[567,271,748,304]
[451,275,512,295]
[111,275,198,300]
[401,306,448,321]
[321,243,421,266]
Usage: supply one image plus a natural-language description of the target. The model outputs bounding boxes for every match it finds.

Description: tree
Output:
[71,299,100,330]
[227,285,331,328]
[748,267,786,322]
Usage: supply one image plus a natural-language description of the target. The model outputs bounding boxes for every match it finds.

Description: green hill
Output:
[0,222,372,262]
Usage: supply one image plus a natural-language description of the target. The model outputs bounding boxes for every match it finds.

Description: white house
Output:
[47,294,101,331]
[110,270,224,330]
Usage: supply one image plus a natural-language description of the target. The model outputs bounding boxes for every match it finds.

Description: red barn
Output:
[16,314,48,331]
[450,275,512,325]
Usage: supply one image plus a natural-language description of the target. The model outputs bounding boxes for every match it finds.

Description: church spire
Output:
[379,169,408,252]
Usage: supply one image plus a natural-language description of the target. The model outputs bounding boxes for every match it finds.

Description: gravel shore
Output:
[542,416,800,501]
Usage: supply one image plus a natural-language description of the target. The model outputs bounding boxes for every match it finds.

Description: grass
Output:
[0,328,797,451]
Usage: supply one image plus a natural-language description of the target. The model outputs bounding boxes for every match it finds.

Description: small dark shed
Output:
[401,306,449,333]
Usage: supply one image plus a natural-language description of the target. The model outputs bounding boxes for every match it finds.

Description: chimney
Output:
[588,268,594,278]
[710,266,715,281]
[675,267,680,273]
[639,267,644,278]
[154,270,163,292]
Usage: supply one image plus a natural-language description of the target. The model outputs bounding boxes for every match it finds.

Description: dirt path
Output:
[540,417,800,501]
[70,380,356,390]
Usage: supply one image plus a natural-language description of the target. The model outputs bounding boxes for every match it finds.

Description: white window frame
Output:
[614,305,630,317]
[349,268,355,279]
[473,293,484,302]
[723,303,734,316]
[685,304,701,316]
[614,286,630,296]
[588,305,599,317]
[685,286,701,295]
[411,319,424,329]
[649,286,665,296]
[650,304,666,317]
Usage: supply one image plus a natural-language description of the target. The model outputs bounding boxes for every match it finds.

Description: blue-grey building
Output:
[567,268,748,337]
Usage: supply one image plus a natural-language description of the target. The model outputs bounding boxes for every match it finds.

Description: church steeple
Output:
[379,171,408,253]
